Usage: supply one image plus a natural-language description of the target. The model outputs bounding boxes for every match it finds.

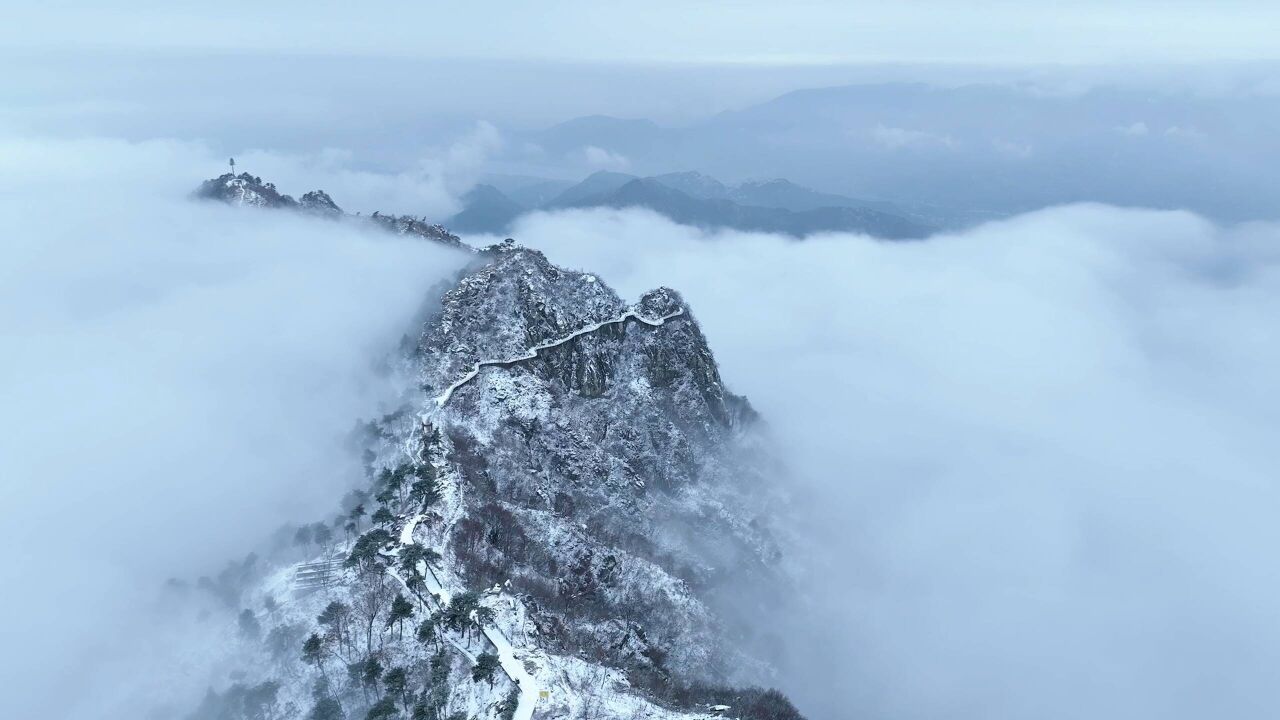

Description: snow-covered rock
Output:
[300,189,343,218]
[194,172,299,209]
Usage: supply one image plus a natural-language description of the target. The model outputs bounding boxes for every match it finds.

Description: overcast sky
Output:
[7,1,1280,64]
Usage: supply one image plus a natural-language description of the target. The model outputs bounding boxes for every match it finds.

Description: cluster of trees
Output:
[297,521,512,720]
[197,553,263,609]
[294,522,336,556]
[188,680,283,720]
[201,427,535,720]
[300,590,506,720]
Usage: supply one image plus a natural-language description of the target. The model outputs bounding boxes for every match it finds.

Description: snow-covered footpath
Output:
[393,514,542,720]
[384,306,693,720]
[433,308,686,407]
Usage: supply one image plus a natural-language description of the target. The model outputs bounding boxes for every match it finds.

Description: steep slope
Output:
[413,243,784,688]
[168,210,802,720]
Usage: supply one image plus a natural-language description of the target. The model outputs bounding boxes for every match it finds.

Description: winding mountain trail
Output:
[392,306,685,719]
[393,514,543,720]
[433,307,685,408]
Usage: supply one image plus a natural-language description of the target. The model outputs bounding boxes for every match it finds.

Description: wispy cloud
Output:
[579,144,632,171]
[870,124,956,150]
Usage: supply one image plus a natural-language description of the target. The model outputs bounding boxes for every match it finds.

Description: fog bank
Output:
[499,206,1280,719]
[0,135,468,718]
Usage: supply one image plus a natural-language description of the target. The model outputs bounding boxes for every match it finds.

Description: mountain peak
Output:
[193,172,298,209]
[404,248,778,695]
[169,174,801,720]
[650,170,730,199]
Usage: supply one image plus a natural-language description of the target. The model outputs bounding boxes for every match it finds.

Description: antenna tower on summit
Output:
[229,157,236,175]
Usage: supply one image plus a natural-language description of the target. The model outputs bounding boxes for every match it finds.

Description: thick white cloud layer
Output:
[0,135,469,718]
[493,206,1280,719]
[7,128,1280,719]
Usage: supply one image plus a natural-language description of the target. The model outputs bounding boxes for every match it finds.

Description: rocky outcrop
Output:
[299,189,343,218]
[415,243,786,693]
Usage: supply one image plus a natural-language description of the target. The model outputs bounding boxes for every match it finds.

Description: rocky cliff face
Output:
[415,243,780,683]
[177,177,800,720]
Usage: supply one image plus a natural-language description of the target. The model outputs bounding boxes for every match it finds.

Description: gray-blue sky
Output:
[7,1,1280,64]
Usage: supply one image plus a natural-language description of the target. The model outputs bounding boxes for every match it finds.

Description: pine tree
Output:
[307,697,344,720]
[387,593,415,640]
[416,616,441,652]
[443,592,480,641]
[372,507,395,527]
[399,544,441,578]
[471,651,500,686]
[294,524,314,551]
[345,529,393,572]
[411,699,436,720]
[361,657,384,693]
[312,522,334,551]
[383,666,409,710]
[318,600,350,629]
[365,697,397,720]
[383,466,409,504]
[409,472,440,508]
[238,608,262,641]
[349,504,367,532]
[266,623,305,662]
[317,601,351,655]
[302,633,327,678]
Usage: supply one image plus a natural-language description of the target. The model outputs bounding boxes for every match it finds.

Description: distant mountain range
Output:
[514,82,1280,224]
[447,170,936,239]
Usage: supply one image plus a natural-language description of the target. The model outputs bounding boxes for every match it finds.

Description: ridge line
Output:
[432,307,685,408]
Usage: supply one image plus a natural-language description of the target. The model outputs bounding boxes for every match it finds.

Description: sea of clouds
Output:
[6,131,1280,719]
[496,205,1280,720]
[0,134,470,718]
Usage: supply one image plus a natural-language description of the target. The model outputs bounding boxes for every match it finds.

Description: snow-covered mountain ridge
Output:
[194,172,467,250]
[177,175,802,720]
